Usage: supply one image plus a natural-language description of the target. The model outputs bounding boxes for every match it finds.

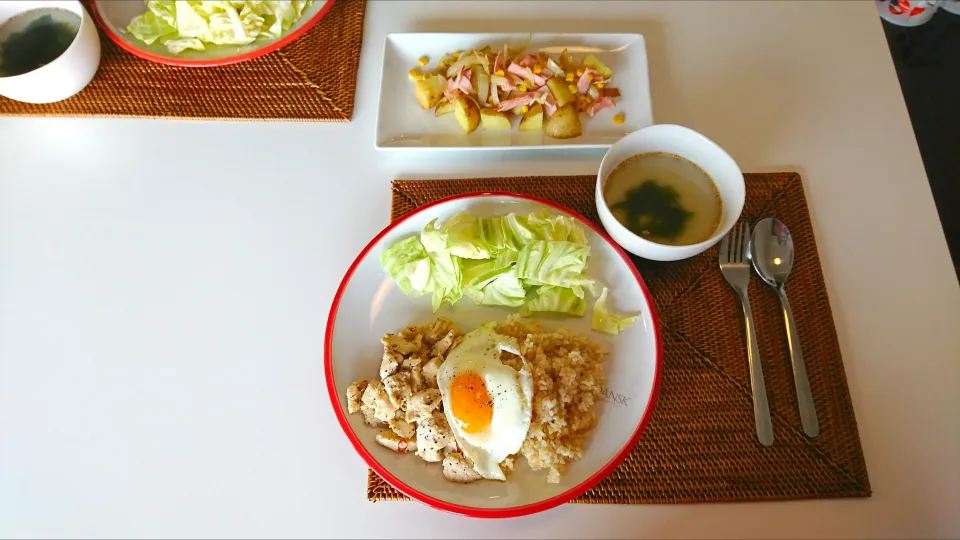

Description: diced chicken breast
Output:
[360,406,380,427]
[431,330,458,357]
[375,429,417,454]
[379,347,402,380]
[362,380,398,424]
[422,318,457,345]
[381,333,422,355]
[345,380,368,414]
[416,412,456,463]
[383,372,415,410]
[442,452,483,483]
[421,356,443,389]
[388,417,416,439]
[405,389,442,423]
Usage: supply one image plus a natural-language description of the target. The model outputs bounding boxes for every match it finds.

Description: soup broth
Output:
[604,152,722,246]
[0,8,80,78]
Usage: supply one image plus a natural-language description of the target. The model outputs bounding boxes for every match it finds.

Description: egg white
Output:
[436,324,533,481]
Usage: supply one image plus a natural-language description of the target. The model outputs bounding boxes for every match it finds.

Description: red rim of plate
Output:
[324,192,663,519]
[90,0,336,68]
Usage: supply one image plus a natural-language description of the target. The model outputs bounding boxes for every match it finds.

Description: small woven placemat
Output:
[0,0,365,121]
[368,173,870,504]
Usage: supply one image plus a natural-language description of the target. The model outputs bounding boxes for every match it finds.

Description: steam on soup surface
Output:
[604,152,722,246]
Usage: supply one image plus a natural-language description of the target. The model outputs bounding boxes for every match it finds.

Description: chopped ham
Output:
[444,77,460,101]
[508,63,536,85]
[601,87,621,98]
[577,68,596,95]
[587,97,616,117]
[491,75,514,92]
[496,93,537,112]
[520,54,537,68]
[541,68,554,79]
[543,94,557,116]
[532,73,547,87]
[454,67,473,94]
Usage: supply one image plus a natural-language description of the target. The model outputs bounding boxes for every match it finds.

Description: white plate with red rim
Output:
[91,0,335,67]
[376,33,653,150]
[326,193,662,518]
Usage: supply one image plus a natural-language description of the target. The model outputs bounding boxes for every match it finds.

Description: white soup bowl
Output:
[596,124,745,262]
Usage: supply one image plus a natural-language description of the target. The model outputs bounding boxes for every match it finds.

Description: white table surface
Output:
[1,1,959,538]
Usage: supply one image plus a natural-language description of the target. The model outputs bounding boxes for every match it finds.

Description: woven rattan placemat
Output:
[0,0,365,121]
[368,173,870,504]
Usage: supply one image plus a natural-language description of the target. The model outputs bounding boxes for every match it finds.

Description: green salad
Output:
[126,0,313,55]
[381,210,638,334]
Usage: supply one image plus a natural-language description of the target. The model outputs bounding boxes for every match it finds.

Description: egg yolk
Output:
[450,372,493,433]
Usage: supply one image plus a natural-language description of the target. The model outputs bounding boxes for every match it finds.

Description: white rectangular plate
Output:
[376,33,652,151]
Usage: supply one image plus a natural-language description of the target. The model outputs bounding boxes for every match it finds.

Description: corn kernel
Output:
[408,68,421,80]
[533,65,542,74]
[586,73,594,81]
[613,113,625,124]
[576,69,584,77]
[418,56,429,66]
[595,82,605,89]
[488,95,494,103]
[451,51,460,59]
[518,84,527,93]
[521,105,529,113]
[495,69,504,76]
[568,84,577,94]
[565,73,575,82]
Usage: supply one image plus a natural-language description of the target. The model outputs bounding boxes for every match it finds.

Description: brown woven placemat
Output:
[368,173,870,504]
[0,0,365,121]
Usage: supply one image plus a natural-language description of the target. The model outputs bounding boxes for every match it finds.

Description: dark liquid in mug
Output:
[0,8,81,77]
[604,152,722,246]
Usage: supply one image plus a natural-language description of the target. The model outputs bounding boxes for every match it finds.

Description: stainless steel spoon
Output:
[749,218,820,438]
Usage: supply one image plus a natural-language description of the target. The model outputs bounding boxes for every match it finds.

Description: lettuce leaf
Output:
[380,236,430,295]
[381,210,600,315]
[521,286,586,316]
[126,0,313,55]
[592,287,638,334]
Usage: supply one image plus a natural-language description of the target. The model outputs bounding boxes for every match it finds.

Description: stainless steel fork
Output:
[719,222,774,447]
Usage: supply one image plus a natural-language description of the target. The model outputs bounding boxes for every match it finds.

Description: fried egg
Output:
[436,323,533,481]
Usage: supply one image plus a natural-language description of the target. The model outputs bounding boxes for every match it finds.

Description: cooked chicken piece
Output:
[362,380,398,424]
[442,452,482,483]
[416,412,456,463]
[379,347,402,380]
[388,417,416,439]
[409,366,425,392]
[345,380,368,414]
[401,355,423,370]
[431,330,458,357]
[382,333,423,355]
[360,406,380,427]
[405,389,442,423]
[383,371,415,410]
[421,356,443,388]
[375,429,417,454]
[423,318,457,345]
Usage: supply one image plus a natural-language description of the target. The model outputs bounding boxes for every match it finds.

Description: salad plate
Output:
[326,193,662,517]
[376,33,653,151]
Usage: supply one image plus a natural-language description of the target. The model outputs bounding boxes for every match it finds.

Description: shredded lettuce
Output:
[126,0,313,55]
[382,210,601,315]
[592,287,638,334]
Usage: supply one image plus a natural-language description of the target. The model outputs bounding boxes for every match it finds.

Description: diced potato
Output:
[454,96,480,134]
[581,54,613,79]
[519,103,543,132]
[479,109,511,130]
[435,98,454,117]
[546,77,576,108]
[543,104,582,139]
[414,74,446,110]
